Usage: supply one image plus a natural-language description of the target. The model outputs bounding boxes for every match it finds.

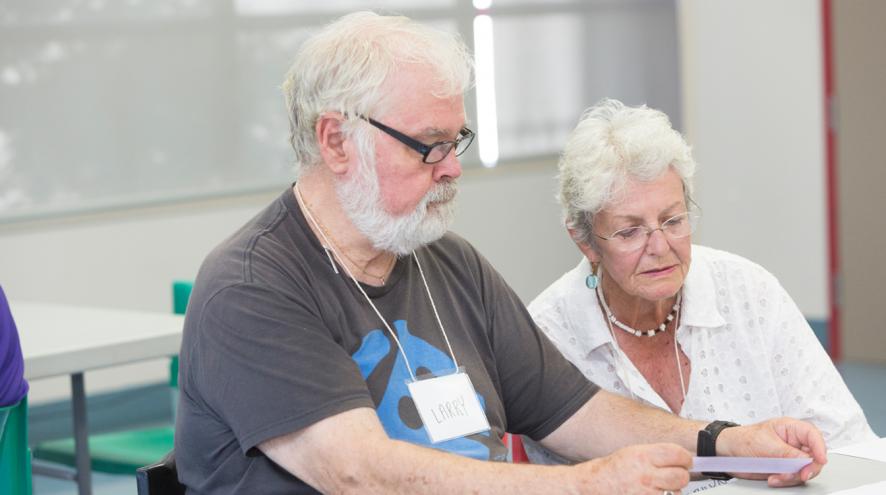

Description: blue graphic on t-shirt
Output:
[351,319,492,460]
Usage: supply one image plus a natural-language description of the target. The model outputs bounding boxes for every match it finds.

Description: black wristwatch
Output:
[697,420,740,480]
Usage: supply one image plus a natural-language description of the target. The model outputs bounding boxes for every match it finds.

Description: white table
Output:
[709,452,886,494]
[15,301,184,495]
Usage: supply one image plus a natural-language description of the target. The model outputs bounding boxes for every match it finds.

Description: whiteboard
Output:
[0,0,680,222]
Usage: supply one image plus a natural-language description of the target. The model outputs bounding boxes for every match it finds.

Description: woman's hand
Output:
[717,417,827,486]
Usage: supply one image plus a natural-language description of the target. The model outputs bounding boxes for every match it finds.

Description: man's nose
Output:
[433,151,462,181]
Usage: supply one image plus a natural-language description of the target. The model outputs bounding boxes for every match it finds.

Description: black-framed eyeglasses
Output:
[360,116,475,164]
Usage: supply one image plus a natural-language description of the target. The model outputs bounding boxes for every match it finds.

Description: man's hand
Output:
[716,417,827,487]
[575,443,692,494]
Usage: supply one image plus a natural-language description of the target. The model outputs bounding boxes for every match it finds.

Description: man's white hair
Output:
[558,98,696,245]
[282,11,473,177]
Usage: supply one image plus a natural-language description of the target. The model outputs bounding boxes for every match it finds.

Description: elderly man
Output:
[175,11,826,494]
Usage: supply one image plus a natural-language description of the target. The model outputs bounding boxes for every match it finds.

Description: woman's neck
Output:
[599,272,677,329]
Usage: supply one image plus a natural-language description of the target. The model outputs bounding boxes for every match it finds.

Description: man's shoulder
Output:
[420,231,506,291]
[434,230,474,250]
[424,231,483,265]
[202,191,303,277]
[183,192,317,343]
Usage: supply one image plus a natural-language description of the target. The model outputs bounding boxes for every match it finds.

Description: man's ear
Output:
[567,226,602,263]
[316,112,351,175]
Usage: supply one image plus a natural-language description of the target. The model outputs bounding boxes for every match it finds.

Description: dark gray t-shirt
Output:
[175,187,598,494]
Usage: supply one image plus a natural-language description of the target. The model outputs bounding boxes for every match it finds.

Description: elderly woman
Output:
[524,99,876,473]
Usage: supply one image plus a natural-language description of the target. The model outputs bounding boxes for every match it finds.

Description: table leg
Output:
[71,372,93,495]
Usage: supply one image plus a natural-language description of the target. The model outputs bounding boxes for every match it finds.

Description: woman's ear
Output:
[315,112,351,175]
[567,226,602,263]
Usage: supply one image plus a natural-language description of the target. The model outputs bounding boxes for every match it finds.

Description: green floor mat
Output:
[34,425,174,475]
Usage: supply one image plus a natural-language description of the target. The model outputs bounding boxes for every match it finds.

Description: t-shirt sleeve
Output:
[467,246,599,440]
[188,281,375,454]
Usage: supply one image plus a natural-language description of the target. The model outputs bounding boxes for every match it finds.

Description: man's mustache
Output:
[427,179,458,204]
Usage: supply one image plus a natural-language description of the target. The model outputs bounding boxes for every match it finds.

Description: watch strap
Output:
[697,420,740,480]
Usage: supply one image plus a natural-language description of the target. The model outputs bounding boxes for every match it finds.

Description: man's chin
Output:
[422,201,456,237]
[350,194,456,254]
[385,221,450,255]
[378,209,453,255]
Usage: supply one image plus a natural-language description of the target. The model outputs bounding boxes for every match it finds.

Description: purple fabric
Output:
[0,286,28,407]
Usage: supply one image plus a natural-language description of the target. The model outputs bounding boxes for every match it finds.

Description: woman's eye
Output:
[664,216,685,228]
[615,227,642,239]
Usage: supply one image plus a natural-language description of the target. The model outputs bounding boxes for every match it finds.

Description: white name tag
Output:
[406,369,491,444]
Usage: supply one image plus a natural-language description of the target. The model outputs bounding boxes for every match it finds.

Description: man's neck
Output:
[294,173,396,286]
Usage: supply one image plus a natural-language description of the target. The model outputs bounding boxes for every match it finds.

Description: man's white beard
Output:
[335,155,457,256]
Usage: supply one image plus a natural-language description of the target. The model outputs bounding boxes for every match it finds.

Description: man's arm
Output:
[538,390,828,487]
[259,407,691,494]
[538,390,705,459]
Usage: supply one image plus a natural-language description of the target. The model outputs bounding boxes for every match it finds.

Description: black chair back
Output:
[136,451,186,495]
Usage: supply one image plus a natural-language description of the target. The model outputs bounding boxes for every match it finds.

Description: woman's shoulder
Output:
[692,244,778,283]
[529,258,591,308]
[528,257,588,316]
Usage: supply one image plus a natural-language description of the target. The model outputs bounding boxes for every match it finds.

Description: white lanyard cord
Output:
[295,184,458,381]
[295,184,415,379]
[603,315,637,402]
[673,302,687,401]
[412,250,459,371]
[595,268,637,402]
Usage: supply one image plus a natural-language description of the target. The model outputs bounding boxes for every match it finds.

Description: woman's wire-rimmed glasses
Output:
[594,209,701,253]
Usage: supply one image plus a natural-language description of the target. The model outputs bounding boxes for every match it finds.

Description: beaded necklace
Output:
[595,282,681,337]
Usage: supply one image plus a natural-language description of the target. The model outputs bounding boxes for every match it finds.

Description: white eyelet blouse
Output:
[524,245,876,470]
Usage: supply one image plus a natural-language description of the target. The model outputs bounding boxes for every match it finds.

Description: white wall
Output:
[678,0,828,319]
[1,160,579,404]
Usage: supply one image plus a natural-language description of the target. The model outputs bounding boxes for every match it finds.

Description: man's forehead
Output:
[383,98,467,134]
[419,120,468,139]
[379,67,465,121]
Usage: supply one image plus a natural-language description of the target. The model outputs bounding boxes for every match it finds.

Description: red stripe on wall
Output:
[821,0,840,361]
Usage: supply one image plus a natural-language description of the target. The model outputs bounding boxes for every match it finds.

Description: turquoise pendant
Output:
[585,274,599,289]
